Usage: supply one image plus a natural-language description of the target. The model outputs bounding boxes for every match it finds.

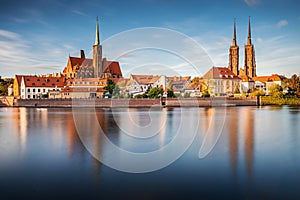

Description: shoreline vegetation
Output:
[261,96,300,106]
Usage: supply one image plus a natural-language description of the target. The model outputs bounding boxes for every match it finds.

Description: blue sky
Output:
[0,0,299,77]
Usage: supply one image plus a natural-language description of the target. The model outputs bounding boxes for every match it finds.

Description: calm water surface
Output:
[0,106,299,199]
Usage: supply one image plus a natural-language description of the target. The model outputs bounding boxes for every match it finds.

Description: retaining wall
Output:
[13,97,257,108]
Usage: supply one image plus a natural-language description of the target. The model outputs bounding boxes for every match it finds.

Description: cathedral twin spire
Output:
[229,17,256,78]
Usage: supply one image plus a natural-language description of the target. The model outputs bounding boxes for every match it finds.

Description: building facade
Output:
[14,75,65,99]
[203,67,241,96]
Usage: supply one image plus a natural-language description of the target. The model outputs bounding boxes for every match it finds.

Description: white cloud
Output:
[244,0,260,7]
[0,29,20,40]
[0,29,69,77]
[277,20,288,28]
[72,10,88,17]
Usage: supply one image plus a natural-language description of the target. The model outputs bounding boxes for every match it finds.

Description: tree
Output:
[250,89,265,96]
[268,84,283,98]
[283,74,300,93]
[148,87,163,98]
[104,79,120,96]
[184,92,190,98]
[201,89,210,97]
[167,89,175,98]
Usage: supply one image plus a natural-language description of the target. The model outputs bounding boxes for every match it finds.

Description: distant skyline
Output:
[0,0,300,77]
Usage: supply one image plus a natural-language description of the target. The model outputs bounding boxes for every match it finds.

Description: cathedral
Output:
[228,17,257,78]
[63,18,123,79]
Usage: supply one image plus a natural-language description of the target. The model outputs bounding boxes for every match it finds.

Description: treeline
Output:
[0,76,13,96]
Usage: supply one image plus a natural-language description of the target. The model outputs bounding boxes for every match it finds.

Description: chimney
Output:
[80,50,85,58]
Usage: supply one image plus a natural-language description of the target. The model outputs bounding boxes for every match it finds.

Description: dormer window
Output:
[37,79,40,81]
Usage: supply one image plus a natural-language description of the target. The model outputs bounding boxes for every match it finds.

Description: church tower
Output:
[93,17,103,78]
[228,19,239,76]
[244,17,256,78]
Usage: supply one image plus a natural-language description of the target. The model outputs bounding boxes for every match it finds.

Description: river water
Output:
[0,106,299,199]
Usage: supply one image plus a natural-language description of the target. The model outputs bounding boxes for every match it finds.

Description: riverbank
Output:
[10,97,258,108]
[261,96,300,106]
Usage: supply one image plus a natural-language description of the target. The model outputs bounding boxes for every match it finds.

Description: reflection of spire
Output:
[229,108,239,180]
[232,18,237,46]
[243,107,254,180]
[247,16,252,45]
[95,16,100,45]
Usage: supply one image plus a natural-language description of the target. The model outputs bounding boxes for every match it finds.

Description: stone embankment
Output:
[11,97,258,108]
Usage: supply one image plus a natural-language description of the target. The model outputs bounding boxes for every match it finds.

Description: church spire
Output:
[232,18,237,46]
[95,17,100,45]
[247,16,252,45]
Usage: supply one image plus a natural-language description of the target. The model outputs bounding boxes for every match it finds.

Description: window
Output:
[37,79,40,81]
[28,95,30,98]
[32,83,35,86]
[38,89,40,92]
[43,89,46,93]
[33,95,35,99]
[33,89,35,92]
[27,88,30,92]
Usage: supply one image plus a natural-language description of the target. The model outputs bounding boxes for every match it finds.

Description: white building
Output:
[15,75,65,99]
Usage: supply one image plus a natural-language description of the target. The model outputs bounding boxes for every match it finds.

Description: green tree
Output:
[283,74,300,93]
[268,84,284,98]
[167,89,175,97]
[183,92,190,98]
[104,79,120,96]
[250,89,265,96]
[201,89,210,97]
[148,87,163,98]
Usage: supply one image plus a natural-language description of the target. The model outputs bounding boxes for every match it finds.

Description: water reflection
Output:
[226,107,255,185]
[1,106,300,199]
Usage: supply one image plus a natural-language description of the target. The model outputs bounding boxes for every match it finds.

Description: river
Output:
[0,106,299,199]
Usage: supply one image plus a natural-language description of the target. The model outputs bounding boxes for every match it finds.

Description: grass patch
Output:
[261,96,300,105]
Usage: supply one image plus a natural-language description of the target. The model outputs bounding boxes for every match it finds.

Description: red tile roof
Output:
[239,75,254,82]
[252,74,286,83]
[203,67,241,80]
[167,76,191,82]
[131,75,155,85]
[69,57,93,67]
[20,76,65,88]
[15,75,23,86]
[103,61,123,77]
